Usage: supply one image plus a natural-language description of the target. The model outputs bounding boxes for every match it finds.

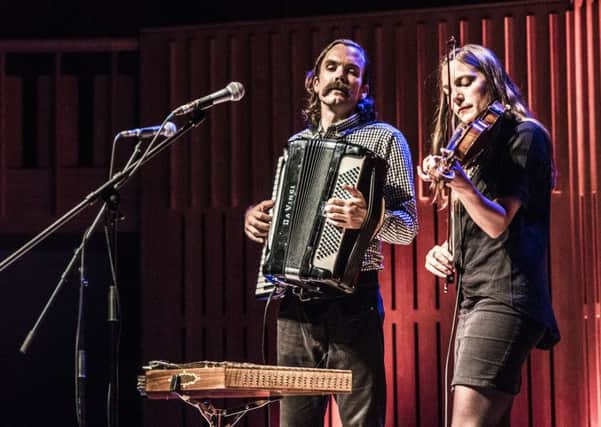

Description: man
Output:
[244,39,417,427]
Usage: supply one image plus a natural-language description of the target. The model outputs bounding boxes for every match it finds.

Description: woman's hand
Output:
[417,154,447,183]
[425,243,454,278]
[442,161,474,195]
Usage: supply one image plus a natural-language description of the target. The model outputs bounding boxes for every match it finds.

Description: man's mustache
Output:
[322,81,350,96]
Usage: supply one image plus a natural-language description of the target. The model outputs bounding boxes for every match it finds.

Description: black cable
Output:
[443,279,461,427]
[261,288,277,365]
[75,236,88,427]
[261,286,280,427]
[104,224,121,427]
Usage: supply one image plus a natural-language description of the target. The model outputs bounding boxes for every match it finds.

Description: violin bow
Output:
[443,35,457,292]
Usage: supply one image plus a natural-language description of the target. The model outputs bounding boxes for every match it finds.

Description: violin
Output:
[424,100,507,292]
[429,100,508,205]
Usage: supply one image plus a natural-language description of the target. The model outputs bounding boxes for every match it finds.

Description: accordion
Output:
[255,137,386,299]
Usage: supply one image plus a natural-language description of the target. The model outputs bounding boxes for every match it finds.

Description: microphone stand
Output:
[11,110,206,426]
[0,111,205,274]
[105,194,121,427]
[104,137,144,427]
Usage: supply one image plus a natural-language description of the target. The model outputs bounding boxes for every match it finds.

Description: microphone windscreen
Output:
[227,82,245,101]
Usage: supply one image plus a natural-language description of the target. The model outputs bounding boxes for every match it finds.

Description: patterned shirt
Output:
[290,112,418,271]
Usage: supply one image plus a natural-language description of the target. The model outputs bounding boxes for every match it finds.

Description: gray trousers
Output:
[276,285,386,427]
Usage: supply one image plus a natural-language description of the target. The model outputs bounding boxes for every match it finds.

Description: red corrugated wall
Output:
[137,2,594,426]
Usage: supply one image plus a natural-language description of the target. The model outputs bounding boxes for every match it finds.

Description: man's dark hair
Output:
[302,39,376,129]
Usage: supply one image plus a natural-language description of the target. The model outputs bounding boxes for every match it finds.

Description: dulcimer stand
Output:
[176,394,279,427]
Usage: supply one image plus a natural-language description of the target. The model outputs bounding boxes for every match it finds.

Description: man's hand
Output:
[324,185,367,229]
[244,200,274,243]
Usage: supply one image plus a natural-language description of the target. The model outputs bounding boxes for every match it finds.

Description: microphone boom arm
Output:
[0,112,206,274]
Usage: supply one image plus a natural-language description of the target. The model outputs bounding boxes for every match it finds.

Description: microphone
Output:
[117,121,177,140]
[173,82,245,116]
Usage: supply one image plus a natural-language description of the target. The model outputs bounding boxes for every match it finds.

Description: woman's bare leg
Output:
[451,385,514,427]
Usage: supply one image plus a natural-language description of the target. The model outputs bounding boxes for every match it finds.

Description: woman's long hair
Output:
[430,43,555,187]
[430,44,533,155]
[302,39,376,129]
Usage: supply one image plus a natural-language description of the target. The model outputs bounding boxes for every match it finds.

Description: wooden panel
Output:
[203,210,226,361]
[56,75,78,168]
[135,1,592,426]
[549,8,586,426]
[188,37,211,209]
[5,75,22,169]
[140,210,185,427]
[36,75,52,168]
[168,38,189,212]
[290,30,312,137]
[573,2,601,426]
[0,38,142,427]
[223,208,247,359]
[248,32,274,202]
[504,15,528,99]
[269,32,294,183]
[209,36,231,209]
[92,75,110,167]
[394,22,419,157]
[0,42,138,233]
[0,54,5,217]
[183,210,204,360]
[229,35,252,208]
[110,73,137,169]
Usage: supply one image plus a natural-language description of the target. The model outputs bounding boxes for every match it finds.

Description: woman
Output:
[418,44,560,426]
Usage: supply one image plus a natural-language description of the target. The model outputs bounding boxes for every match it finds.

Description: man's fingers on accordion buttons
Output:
[326,198,344,207]
[342,184,358,194]
[329,210,350,222]
[326,217,345,227]
[324,203,344,216]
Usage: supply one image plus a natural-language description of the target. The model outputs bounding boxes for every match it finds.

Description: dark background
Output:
[1,233,141,426]
[1,0,507,38]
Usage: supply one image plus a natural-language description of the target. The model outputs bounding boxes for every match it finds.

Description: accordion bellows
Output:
[256,137,386,298]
